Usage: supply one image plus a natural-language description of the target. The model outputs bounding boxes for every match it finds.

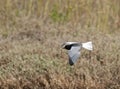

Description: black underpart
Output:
[64,43,79,50]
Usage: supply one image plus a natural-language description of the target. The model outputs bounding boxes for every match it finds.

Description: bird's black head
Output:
[64,45,73,50]
[62,43,80,50]
[62,43,73,50]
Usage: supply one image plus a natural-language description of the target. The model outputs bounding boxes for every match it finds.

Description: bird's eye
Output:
[64,45,72,50]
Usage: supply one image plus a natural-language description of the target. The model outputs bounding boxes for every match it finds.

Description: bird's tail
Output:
[82,41,93,50]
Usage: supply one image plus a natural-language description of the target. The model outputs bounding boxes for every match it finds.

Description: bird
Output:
[62,41,93,66]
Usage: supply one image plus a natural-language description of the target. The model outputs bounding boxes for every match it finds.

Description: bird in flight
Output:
[62,41,93,66]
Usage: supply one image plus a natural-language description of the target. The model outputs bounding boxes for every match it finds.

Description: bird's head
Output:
[61,42,74,50]
[61,43,66,49]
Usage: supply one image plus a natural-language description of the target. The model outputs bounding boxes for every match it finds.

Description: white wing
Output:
[68,45,81,65]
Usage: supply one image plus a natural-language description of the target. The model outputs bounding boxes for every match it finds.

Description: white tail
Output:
[82,41,93,50]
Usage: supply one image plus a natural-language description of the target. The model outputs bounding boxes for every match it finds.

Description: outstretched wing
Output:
[68,45,81,65]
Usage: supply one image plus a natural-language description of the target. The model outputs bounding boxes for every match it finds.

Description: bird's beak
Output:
[61,43,65,49]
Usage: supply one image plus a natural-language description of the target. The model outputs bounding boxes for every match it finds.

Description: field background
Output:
[0,0,120,89]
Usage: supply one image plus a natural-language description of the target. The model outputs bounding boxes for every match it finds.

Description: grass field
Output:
[0,0,120,89]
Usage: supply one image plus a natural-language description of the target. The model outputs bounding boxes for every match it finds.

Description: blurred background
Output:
[0,0,119,33]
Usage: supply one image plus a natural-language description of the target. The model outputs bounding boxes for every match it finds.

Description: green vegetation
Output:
[0,0,120,89]
[50,4,69,22]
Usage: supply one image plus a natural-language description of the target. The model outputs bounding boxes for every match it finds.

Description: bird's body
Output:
[62,41,93,66]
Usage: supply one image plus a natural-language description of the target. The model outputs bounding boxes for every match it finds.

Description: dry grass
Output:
[0,0,120,89]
